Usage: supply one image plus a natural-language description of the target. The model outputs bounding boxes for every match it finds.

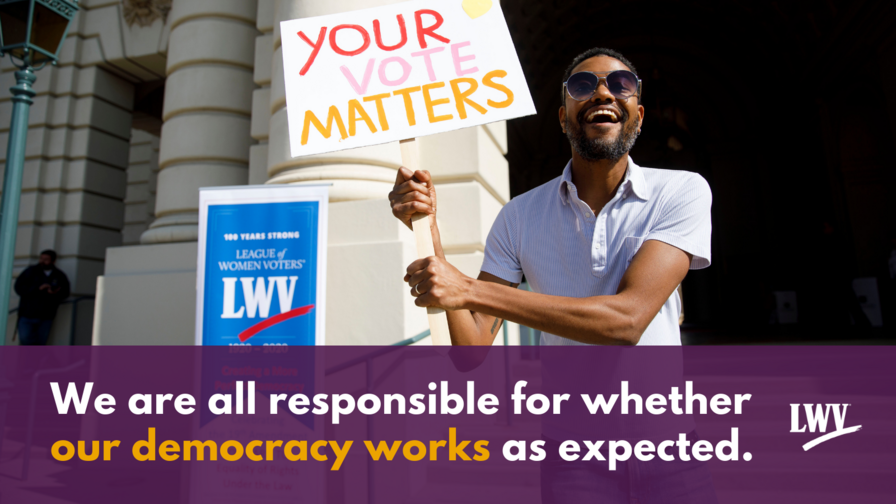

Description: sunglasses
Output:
[564,70,641,101]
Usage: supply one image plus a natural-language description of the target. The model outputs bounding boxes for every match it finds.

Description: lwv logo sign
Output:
[220,276,315,343]
[221,276,299,319]
[790,403,862,451]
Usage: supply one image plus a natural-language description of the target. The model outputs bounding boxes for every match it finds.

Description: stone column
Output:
[140,0,258,243]
[249,0,275,184]
[93,0,260,345]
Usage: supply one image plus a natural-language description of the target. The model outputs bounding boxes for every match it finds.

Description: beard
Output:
[565,108,640,161]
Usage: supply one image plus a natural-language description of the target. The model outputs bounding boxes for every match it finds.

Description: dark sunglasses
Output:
[564,70,641,101]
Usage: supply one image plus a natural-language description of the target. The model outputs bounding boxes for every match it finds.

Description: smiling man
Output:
[391,47,716,504]
[390,47,712,347]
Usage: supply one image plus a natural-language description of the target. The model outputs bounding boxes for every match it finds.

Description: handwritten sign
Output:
[280,0,535,157]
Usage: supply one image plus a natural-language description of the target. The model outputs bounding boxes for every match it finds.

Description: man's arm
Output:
[406,239,691,345]
[390,167,517,345]
[390,166,692,345]
[13,267,27,296]
[14,267,36,296]
[53,271,71,300]
[410,269,518,346]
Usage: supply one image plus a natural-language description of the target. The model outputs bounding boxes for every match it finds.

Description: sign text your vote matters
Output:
[294,9,515,146]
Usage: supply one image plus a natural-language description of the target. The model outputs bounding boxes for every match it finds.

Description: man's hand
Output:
[389,167,436,230]
[405,256,473,310]
[39,284,51,292]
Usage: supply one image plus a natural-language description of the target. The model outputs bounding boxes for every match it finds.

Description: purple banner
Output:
[0,346,893,503]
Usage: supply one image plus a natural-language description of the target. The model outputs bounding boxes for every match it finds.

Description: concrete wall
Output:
[0,0,174,344]
[92,241,197,345]
[91,0,260,344]
[0,66,131,296]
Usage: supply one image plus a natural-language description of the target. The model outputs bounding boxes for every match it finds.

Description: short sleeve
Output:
[480,202,524,283]
[645,174,712,269]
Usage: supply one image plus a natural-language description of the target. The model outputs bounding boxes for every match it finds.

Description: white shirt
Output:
[480,157,712,345]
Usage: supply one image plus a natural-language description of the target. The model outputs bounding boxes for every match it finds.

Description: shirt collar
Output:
[625,158,650,201]
[558,161,574,205]
[558,156,650,205]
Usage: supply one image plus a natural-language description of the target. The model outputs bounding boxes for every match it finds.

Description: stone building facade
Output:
[2,0,516,346]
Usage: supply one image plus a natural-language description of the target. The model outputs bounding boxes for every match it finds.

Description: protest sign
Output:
[196,185,329,346]
[280,0,535,156]
[281,0,535,344]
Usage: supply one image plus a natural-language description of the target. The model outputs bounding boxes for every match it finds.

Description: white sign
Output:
[280,0,535,157]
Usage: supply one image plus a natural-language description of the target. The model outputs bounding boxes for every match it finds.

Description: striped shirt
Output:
[481,157,712,345]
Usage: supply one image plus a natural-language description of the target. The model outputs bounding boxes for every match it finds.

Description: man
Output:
[389,47,711,347]
[14,250,70,345]
[390,47,715,503]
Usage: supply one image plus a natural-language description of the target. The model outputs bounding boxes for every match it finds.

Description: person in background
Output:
[14,250,70,345]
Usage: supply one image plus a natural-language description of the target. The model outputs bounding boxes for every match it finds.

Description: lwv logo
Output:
[790,403,862,451]
[220,276,315,343]
[221,276,298,319]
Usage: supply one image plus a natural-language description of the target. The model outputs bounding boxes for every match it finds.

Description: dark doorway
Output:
[132,79,165,136]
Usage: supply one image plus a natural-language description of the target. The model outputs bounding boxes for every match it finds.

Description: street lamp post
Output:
[0,0,78,343]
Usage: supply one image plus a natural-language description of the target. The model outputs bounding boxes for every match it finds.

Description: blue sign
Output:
[196,186,328,346]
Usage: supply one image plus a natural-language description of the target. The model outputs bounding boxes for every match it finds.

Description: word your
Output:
[301,71,513,145]
[790,403,862,451]
[297,10,451,76]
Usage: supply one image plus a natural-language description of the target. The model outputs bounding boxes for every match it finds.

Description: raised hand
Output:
[405,256,472,311]
[389,166,436,230]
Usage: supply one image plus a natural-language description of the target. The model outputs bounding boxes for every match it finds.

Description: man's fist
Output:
[405,256,472,311]
[389,167,436,230]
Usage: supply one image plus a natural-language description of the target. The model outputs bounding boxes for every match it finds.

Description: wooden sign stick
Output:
[400,138,452,346]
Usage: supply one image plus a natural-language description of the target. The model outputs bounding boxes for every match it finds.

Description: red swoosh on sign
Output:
[237,304,315,342]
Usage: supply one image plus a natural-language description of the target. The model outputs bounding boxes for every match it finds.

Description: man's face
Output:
[559,56,645,162]
[38,254,53,267]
